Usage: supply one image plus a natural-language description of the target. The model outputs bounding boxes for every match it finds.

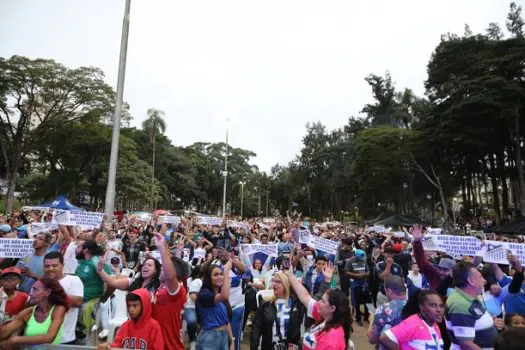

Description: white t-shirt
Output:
[63,242,78,275]
[59,275,84,343]
[106,239,123,264]
[185,278,203,309]
[408,272,423,289]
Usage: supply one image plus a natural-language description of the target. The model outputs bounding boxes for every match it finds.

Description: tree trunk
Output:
[489,154,502,224]
[497,151,509,215]
[514,110,525,211]
[5,173,17,214]
[150,135,156,211]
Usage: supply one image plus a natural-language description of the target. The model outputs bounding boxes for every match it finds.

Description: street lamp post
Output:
[221,123,230,219]
[104,0,131,225]
[239,181,245,219]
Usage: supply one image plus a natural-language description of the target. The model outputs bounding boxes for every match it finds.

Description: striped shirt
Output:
[445,288,497,350]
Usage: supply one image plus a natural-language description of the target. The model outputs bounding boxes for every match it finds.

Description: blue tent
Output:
[39,195,83,210]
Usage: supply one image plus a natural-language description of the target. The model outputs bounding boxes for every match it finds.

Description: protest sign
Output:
[262,217,275,223]
[196,216,223,226]
[0,238,34,258]
[52,210,73,225]
[392,231,405,238]
[427,228,444,235]
[159,216,181,225]
[308,236,339,255]
[240,244,278,257]
[257,222,270,229]
[299,228,311,244]
[420,234,482,257]
[29,223,59,237]
[71,210,104,229]
[481,240,510,265]
[193,249,206,259]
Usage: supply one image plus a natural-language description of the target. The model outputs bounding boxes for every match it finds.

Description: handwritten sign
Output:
[240,244,278,257]
[308,236,339,255]
[0,238,34,258]
[299,228,311,244]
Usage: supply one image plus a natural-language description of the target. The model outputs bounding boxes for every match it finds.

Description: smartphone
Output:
[282,257,291,269]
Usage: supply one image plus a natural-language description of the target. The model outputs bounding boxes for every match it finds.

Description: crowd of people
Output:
[0,209,524,350]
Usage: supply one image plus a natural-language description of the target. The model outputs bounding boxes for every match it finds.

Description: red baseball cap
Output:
[1,267,21,277]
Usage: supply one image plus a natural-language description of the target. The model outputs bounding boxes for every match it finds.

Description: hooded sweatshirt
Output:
[111,288,165,350]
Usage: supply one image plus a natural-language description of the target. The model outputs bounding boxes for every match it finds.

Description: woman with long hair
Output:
[284,262,351,350]
[196,261,234,350]
[379,289,445,350]
[98,255,162,300]
[0,276,69,349]
[250,271,306,350]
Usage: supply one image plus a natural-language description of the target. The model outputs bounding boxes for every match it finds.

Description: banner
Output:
[159,216,181,225]
[240,244,278,257]
[71,210,104,229]
[262,217,275,223]
[308,236,339,255]
[29,223,59,237]
[197,216,222,226]
[257,222,270,229]
[420,234,482,257]
[0,238,34,258]
[52,210,103,229]
[393,231,405,238]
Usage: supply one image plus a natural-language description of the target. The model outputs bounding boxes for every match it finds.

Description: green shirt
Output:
[445,288,498,349]
[75,256,110,302]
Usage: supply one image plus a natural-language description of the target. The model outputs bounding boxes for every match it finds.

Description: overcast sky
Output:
[1,0,523,172]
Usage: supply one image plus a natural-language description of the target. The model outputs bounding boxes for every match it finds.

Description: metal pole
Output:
[104,0,131,225]
[222,128,229,218]
[240,182,244,219]
[258,188,261,217]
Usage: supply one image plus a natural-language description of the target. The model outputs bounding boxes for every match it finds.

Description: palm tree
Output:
[142,108,166,210]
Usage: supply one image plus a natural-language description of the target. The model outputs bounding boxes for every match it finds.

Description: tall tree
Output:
[142,108,166,210]
[0,56,115,213]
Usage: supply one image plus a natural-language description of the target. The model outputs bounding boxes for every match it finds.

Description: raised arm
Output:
[153,232,179,293]
[96,253,130,290]
[284,266,314,307]
[215,260,232,303]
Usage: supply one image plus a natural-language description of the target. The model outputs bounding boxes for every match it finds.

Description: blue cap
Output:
[355,249,366,259]
[0,224,12,233]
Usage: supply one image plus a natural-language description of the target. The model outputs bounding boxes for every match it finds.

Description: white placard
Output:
[52,210,73,225]
[193,249,206,259]
[421,234,482,257]
[240,244,278,257]
[257,222,270,229]
[196,216,222,226]
[308,236,339,255]
[299,228,311,244]
[393,231,405,238]
[262,217,275,223]
[427,228,444,235]
[29,223,59,237]
[71,210,104,229]
[0,238,34,258]
[159,216,181,225]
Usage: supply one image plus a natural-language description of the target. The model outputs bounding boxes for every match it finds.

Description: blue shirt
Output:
[18,255,45,293]
[197,288,230,330]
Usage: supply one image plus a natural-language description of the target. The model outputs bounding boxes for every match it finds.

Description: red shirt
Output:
[152,283,187,350]
[5,292,29,323]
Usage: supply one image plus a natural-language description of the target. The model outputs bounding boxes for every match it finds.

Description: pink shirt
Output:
[302,299,346,350]
[384,314,444,350]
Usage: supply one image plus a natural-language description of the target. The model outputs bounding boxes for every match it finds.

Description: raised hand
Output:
[97,252,108,272]
[153,232,166,250]
[322,262,335,282]
[412,224,424,241]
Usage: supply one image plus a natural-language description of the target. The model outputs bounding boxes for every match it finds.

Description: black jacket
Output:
[250,295,306,350]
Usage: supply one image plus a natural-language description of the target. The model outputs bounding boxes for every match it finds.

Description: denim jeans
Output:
[231,305,244,350]
[196,329,229,350]
[100,297,116,330]
[184,308,198,341]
